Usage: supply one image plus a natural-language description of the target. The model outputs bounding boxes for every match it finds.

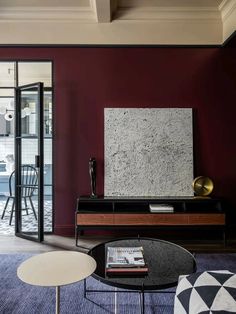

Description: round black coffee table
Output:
[87,237,196,313]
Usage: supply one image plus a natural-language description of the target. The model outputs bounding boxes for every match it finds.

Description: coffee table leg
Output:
[140,289,145,314]
[56,286,60,314]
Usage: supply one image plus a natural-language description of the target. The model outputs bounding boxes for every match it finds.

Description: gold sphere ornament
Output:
[192,176,214,196]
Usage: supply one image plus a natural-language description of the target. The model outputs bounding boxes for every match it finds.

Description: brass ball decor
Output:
[192,176,214,196]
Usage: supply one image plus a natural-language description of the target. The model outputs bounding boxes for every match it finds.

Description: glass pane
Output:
[44,138,52,184]
[0,89,14,97]
[0,136,14,172]
[44,91,52,136]
[44,138,52,232]
[18,85,40,238]
[0,98,14,136]
[21,138,38,165]
[0,62,16,87]
[44,185,52,232]
[18,62,52,87]
[20,139,38,237]
[20,90,37,136]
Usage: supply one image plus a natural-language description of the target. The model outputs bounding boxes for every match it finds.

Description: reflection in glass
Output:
[20,90,38,136]
[44,92,52,136]
[44,138,52,232]
[18,90,52,137]
[44,185,52,232]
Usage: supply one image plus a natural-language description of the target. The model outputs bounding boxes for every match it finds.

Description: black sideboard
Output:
[75,196,226,246]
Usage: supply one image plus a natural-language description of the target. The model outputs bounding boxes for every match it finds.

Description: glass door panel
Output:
[15,83,44,242]
[44,138,52,232]
[20,140,39,236]
[44,90,52,232]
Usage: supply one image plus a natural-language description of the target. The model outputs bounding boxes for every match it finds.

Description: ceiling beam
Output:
[91,0,113,23]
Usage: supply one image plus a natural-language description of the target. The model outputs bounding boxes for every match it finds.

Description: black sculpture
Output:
[89,157,97,198]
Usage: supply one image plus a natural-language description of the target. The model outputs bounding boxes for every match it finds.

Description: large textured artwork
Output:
[104,108,193,196]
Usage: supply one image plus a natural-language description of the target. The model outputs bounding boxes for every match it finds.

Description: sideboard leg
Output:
[223,229,227,248]
[75,226,79,246]
[80,230,84,236]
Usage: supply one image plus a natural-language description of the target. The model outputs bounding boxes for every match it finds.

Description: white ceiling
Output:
[117,0,223,7]
[0,0,235,45]
[0,0,90,7]
[0,0,226,21]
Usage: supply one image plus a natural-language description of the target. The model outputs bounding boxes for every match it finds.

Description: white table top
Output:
[17,251,97,287]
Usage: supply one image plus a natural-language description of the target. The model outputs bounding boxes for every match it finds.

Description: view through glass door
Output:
[0,61,53,239]
[15,83,44,241]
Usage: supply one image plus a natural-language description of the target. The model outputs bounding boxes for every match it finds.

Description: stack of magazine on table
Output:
[106,246,148,275]
[149,204,174,213]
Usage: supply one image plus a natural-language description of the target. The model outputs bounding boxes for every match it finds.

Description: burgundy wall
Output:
[0,46,235,236]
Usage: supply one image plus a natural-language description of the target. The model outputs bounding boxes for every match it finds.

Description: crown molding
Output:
[0,4,222,23]
[114,6,221,21]
[219,0,236,41]
[0,20,222,45]
[219,0,236,21]
[0,6,96,21]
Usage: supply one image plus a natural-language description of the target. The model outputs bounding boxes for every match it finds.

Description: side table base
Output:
[56,286,60,314]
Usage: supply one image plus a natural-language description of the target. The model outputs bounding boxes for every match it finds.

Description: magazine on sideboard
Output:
[105,246,148,275]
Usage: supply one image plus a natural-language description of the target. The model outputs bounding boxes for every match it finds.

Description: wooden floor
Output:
[0,235,57,253]
[0,234,236,254]
[0,234,114,254]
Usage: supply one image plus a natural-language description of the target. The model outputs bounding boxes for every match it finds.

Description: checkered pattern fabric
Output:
[174,270,236,314]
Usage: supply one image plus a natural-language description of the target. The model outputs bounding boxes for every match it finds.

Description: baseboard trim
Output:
[54,224,75,237]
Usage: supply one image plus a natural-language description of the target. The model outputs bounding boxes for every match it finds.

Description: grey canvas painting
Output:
[104,108,193,197]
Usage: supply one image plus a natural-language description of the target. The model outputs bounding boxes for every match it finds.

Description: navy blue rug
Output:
[0,253,236,314]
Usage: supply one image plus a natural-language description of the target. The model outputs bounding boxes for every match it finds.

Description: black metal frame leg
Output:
[84,278,87,298]
[140,288,145,314]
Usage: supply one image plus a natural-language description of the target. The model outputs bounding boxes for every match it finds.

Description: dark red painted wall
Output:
[0,47,235,235]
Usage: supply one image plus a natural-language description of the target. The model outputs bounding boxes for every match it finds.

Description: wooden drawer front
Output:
[114,214,146,225]
[77,214,113,225]
[149,214,189,225]
[114,214,188,225]
[188,214,225,225]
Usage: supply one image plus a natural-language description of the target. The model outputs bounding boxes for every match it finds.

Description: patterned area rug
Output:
[0,253,236,314]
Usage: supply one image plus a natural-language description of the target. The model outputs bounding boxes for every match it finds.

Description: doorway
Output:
[0,61,53,238]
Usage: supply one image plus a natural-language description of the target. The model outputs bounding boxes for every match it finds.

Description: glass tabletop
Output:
[88,237,196,291]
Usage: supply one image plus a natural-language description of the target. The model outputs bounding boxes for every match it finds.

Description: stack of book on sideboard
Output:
[105,246,148,275]
[149,204,174,213]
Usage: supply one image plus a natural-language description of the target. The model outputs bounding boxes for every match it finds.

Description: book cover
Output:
[149,204,174,213]
[106,246,146,269]
[106,266,148,276]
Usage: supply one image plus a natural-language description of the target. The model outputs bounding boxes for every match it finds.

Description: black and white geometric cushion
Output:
[174,270,236,314]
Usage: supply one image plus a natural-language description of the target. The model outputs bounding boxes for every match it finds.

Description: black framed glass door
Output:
[15,82,44,242]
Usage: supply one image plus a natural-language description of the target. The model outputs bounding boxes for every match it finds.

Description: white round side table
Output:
[17,251,97,314]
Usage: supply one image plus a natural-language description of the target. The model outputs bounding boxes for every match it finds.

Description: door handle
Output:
[35,155,40,168]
